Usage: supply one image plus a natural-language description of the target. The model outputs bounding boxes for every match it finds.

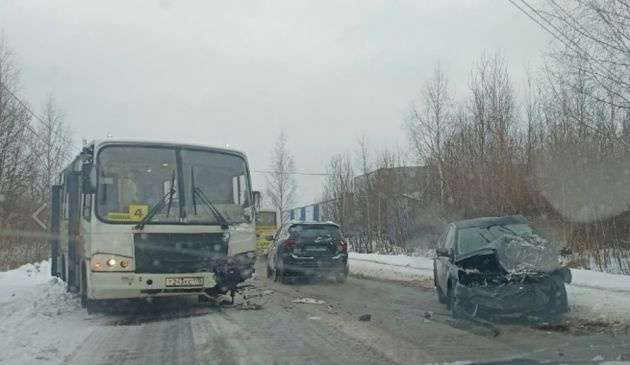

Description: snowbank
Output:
[348,252,630,322]
[0,261,94,364]
[349,252,434,282]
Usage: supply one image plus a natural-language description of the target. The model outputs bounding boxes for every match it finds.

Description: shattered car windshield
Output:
[495,234,561,274]
[457,223,536,255]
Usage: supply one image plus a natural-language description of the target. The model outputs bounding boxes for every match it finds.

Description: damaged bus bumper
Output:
[88,271,219,300]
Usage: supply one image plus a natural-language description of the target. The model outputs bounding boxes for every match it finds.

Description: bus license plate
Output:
[165,277,204,287]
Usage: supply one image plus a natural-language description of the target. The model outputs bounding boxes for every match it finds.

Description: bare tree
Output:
[33,95,72,205]
[406,66,452,204]
[537,0,630,139]
[264,130,297,220]
[0,37,74,269]
[321,153,354,228]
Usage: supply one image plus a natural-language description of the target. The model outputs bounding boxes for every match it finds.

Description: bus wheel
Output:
[61,255,67,282]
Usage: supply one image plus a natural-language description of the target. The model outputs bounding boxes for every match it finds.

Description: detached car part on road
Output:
[433,215,572,318]
[266,222,349,283]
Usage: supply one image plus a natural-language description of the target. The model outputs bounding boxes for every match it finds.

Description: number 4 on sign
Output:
[32,203,47,230]
[129,205,149,222]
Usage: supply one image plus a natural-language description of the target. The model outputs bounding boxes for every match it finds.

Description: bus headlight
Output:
[91,254,134,272]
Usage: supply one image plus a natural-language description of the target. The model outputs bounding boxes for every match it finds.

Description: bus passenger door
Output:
[66,172,81,293]
[50,185,62,277]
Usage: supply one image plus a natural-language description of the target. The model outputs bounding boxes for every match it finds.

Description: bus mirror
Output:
[82,163,97,194]
[252,191,261,210]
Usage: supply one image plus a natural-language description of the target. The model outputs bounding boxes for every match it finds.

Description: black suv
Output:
[266,222,349,283]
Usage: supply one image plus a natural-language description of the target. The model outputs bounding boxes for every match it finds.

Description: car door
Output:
[437,225,456,293]
[434,229,447,286]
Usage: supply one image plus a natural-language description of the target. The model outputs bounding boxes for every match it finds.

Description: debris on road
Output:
[359,314,372,321]
[292,298,326,305]
[236,301,264,311]
[327,305,338,315]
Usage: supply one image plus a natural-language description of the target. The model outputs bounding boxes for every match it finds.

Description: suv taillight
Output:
[334,240,348,251]
[281,239,300,249]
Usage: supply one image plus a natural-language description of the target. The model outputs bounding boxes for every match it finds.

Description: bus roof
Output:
[88,138,247,159]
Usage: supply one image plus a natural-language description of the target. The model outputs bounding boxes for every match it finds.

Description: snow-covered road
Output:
[1,257,630,364]
[349,252,630,325]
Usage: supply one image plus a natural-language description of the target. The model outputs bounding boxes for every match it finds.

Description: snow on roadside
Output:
[349,252,630,323]
[0,260,95,364]
[349,253,433,282]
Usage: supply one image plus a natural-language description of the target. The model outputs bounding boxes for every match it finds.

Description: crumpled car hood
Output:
[455,233,562,275]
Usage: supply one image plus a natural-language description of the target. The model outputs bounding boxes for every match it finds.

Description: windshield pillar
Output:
[175,149,187,220]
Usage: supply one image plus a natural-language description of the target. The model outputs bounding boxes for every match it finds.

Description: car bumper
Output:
[88,271,218,300]
[454,281,555,314]
[279,253,348,276]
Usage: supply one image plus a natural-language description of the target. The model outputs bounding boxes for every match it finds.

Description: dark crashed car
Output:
[433,215,572,318]
[266,222,349,283]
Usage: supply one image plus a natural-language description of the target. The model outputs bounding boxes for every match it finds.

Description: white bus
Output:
[49,139,259,312]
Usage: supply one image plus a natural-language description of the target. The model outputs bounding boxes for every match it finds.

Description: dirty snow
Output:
[349,252,630,323]
[292,298,326,305]
[0,261,94,364]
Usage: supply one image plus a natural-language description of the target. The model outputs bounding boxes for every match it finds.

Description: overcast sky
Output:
[0,0,550,207]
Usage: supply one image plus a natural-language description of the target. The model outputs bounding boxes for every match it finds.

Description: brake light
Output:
[281,239,299,249]
[334,240,348,251]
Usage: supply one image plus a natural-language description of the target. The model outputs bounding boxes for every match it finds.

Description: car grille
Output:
[134,233,226,273]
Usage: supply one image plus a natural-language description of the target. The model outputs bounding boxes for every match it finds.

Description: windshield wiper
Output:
[134,170,176,230]
[485,223,519,236]
[192,185,230,230]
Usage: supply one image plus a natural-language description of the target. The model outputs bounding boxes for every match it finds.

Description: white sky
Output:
[0,0,550,207]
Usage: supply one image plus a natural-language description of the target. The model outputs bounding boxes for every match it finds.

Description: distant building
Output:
[283,202,324,223]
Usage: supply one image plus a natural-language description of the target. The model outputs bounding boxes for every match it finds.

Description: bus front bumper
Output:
[88,271,218,300]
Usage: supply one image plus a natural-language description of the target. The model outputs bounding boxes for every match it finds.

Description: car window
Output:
[290,225,342,240]
[445,226,455,250]
[457,227,491,254]
[457,223,539,255]
[437,229,447,248]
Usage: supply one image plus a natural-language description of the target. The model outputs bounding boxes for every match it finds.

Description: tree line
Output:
[0,38,72,269]
[319,1,630,273]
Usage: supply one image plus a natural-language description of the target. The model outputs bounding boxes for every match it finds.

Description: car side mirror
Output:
[81,163,97,194]
[265,234,274,242]
[252,191,262,210]
[436,248,451,257]
[560,247,572,256]
[560,266,572,284]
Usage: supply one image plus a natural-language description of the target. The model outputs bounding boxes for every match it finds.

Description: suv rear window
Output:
[289,224,342,240]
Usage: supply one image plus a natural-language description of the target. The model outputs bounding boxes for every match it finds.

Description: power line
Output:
[251,170,330,176]
[507,0,578,53]
[508,0,630,105]
[0,84,80,158]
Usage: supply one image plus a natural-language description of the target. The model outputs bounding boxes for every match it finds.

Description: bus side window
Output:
[61,174,69,222]
[82,194,92,221]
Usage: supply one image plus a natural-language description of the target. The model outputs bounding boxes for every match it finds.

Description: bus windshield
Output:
[95,145,252,225]
[256,211,277,226]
